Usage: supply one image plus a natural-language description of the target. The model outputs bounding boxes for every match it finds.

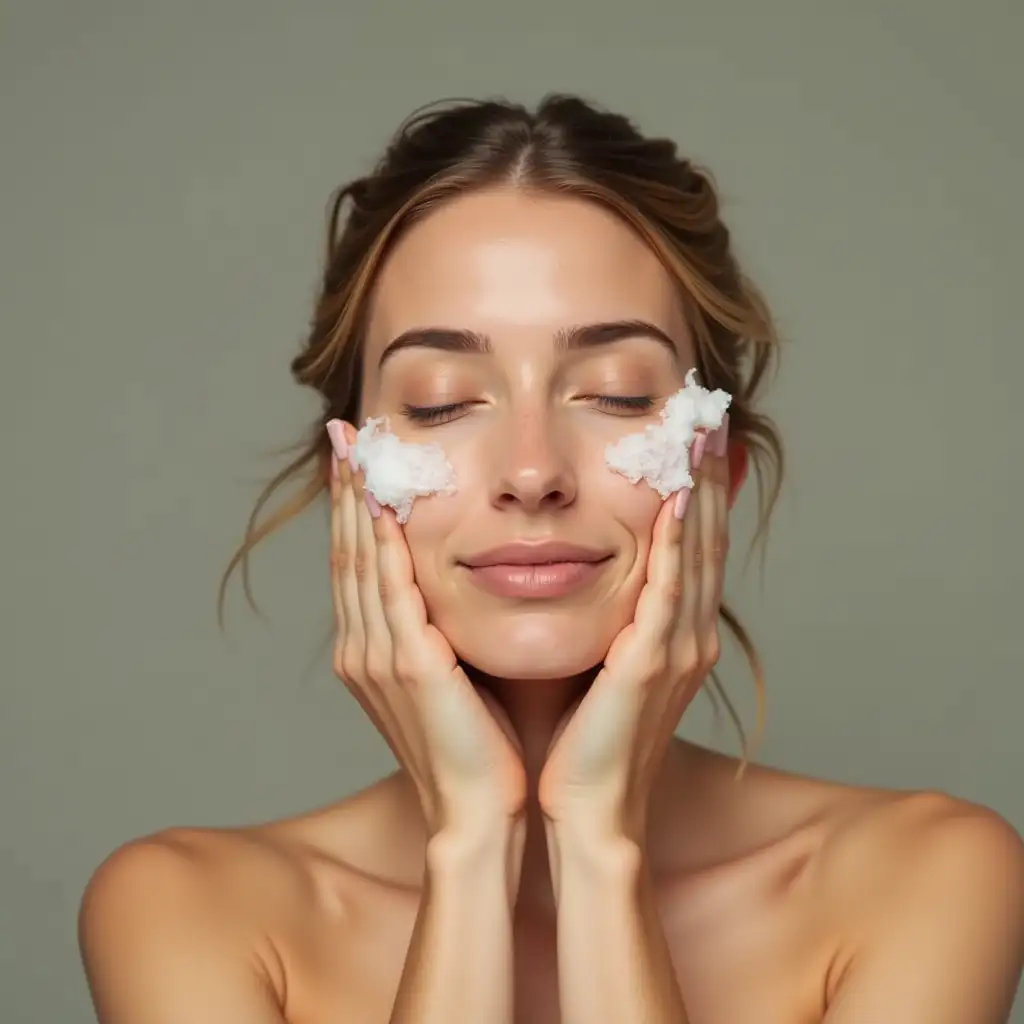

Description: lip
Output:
[458,542,612,600]
[459,542,611,568]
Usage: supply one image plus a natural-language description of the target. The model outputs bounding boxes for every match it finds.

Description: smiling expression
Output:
[356,187,702,680]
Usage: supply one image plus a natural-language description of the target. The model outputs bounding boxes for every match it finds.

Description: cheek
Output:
[606,483,661,577]
[587,445,664,544]
[605,475,662,527]
[400,491,464,598]
[401,432,666,563]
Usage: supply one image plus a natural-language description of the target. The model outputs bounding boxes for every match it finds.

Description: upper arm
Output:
[825,803,1024,1023]
[79,837,287,1024]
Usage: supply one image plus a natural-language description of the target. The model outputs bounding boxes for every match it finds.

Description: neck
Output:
[473,670,593,919]
[386,669,689,921]
[473,668,593,780]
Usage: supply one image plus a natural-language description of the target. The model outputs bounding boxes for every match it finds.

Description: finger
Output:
[697,417,731,640]
[370,496,456,678]
[342,438,382,643]
[625,436,702,659]
[325,422,406,759]
[663,460,700,669]
[327,421,365,659]
[696,451,729,641]
[691,429,709,474]
[340,426,422,769]
[360,474,464,802]
[348,445,439,754]
[327,444,347,639]
[680,420,730,672]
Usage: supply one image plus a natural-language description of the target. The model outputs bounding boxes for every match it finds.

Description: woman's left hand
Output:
[538,420,732,844]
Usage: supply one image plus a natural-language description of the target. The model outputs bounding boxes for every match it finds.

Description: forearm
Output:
[551,827,689,1024]
[389,825,520,1024]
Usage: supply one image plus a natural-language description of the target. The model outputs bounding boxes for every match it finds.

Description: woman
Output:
[79,95,1024,1023]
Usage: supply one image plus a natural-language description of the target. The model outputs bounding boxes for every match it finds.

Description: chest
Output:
[283,874,831,1024]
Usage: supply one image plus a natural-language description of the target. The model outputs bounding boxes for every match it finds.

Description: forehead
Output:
[363,189,686,355]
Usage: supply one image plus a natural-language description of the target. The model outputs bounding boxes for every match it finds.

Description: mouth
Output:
[457,542,613,600]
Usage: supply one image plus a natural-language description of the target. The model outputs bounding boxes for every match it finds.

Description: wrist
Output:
[546,801,645,852]
[546,819,643,906]
[551,825,641,869]
[427,815,526,906]
[541,788,648,848]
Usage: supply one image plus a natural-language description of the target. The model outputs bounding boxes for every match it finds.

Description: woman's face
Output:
[359,188,697,680]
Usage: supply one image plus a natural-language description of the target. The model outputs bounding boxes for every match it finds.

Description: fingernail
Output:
[326,419,347,460]
[364,491,381,519]
[673,489,691,520]
[710,414,730,458]
[691,431,708,472]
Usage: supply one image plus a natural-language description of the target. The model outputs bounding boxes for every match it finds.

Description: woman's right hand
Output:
[326,420,527,843]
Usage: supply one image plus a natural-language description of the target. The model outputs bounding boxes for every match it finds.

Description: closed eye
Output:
[400,394,656,427]
[588,395,656,414]
[400,402,469,426]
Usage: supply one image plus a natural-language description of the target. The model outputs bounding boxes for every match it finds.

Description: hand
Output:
[538,422,731,842]
[326,420,527,841]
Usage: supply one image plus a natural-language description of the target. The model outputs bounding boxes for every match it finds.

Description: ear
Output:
[726,440,749,509]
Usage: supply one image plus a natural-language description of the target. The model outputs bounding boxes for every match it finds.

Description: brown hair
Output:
[218,94,783,759]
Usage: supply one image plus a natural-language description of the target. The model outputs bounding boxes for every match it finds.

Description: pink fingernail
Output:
[325,419,347,460]
[691,431,708,471]
[710,414,730,458]
[673,489,691,520]
[364,491,381,519]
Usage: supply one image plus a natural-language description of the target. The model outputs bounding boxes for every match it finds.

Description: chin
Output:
[441,607,626,681]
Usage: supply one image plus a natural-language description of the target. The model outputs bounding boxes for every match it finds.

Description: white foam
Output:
[352,417,458,524]
[604,369,731,499]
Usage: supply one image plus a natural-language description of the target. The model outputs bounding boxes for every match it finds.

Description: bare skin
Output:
[80,189,1024,1022]
[79,750,1024,1023]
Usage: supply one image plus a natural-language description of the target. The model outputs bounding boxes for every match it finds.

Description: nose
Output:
[490,410,577,514]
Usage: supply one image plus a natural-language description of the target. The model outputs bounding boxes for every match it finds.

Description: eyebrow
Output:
[377,319,679,370]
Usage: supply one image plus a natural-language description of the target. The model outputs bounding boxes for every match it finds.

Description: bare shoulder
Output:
[729,752,1024,1019]
[78,823,328,1022]
[693,744,1023,885]
[697,748,1024,1018]
[728,751,1024,911]
[815,783,1024,937]
[817,784,1024,898]
[798,778,1024,946]
[813,786,1024,1018]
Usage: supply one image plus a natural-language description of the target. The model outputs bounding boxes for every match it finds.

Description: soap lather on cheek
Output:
[352,417,458,524]
[352,368,727,522]
[604,369,732,499]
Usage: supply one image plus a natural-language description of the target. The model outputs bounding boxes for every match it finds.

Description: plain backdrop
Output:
[2,1,1022,1020]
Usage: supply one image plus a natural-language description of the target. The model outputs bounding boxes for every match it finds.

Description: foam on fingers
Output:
[604,369,732,499]
[352,417,458,524]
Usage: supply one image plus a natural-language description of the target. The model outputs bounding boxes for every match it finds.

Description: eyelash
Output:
[401,395,656,426]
